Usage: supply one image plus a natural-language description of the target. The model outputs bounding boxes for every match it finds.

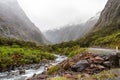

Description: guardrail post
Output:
[116,46,120,66]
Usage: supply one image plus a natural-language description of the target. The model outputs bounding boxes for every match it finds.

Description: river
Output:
[0,55,68,80]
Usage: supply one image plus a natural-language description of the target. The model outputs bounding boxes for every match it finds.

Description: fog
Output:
[17,0,108,32]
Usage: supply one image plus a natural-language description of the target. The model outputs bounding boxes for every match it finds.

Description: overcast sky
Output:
[17,0,108,32]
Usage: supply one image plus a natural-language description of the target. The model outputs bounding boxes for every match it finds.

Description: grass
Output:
[50,77,68,80]
[48,65,60,74]
[50,70,117,80]
[51,45,87,57]
[68,48,86,57]
[84,70,117,80]
[0,45,55,71]
[93,32,120,48]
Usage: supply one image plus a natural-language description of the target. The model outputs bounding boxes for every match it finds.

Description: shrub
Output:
[0,46,55,71]
[50,77,68,80]
[48,66,60,74]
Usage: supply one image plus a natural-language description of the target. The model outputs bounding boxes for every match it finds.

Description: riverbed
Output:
[0,55,67,80]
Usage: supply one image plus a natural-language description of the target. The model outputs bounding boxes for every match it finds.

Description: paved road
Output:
[88,48,118,55]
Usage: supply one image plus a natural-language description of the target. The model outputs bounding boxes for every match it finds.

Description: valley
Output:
[0,0,120,80]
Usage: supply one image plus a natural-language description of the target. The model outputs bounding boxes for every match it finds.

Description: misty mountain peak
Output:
[44,12,100,44]
[0,0,48,44]
[0,0,18,4]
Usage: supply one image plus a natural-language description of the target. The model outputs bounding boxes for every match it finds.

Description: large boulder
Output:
[71,60,89,72]
[109,55,119,67]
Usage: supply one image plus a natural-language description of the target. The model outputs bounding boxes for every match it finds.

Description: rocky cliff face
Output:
[0,0,48,44]
[44,12,100,44]
[94,0,120,30]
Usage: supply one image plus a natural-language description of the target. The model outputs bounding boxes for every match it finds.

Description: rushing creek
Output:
[0,55,68,80]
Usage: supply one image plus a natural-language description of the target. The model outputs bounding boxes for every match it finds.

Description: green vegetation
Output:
[85,70,117,80]
[0,37,37,48]
[0,37,55,71]
[0,46,55,71]
[68,47,86,57]
[48,65,60,74]
[0,36,86,71]
[49,44,87,57]
[0,23,119,74]
[50,77,68,80]
[77,23,120,48]
[94,32,120,48]
[51,24,120,49]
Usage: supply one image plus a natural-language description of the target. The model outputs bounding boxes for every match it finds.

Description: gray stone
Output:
[19,70,25,75]
[109,55,119,67]
[117,52,120,57]
[103,61,111,67]
[71,60,89,72]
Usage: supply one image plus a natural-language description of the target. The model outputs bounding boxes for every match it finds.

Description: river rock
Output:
[90,64,96,68]
[82,73,90,77]
[94,56,104,63]
[37,74,48,79]
[71,60,89,72]
[64,73,73,78]
[95,56,104,61]
[7,71,20,77]
[103,61,111,67]
[97,65,105,70]
[19,70,25,75]
[103,56,110,61]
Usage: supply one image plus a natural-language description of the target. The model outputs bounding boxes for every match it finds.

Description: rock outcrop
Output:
[94,0,120,30]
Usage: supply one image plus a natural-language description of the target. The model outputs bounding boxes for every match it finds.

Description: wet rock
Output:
[109,55,119,67]
[28,74,48,80]
[7,71,20,77]
[37,74,48,79]
[64,74,73,78]
[103,56,110,61]
[19,70,25,75]
[95,56,104,61]
[90,64,96,68]
[82,73,90,77]
[33,74,37,77]
[94,56,104,63]
[97,65,105,70]
[103,61,111,67]
[71,60,89,72]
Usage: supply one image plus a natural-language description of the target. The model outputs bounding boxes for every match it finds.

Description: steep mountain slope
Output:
[79,0,120,47]
[44,12,100,44]
[95,0,120,29]
[0,0,48,44]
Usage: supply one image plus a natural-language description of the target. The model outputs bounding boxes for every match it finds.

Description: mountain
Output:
[79,0,120,47]
[44,12,100,44]
[95,0,120,30]
[0,0,48,44]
